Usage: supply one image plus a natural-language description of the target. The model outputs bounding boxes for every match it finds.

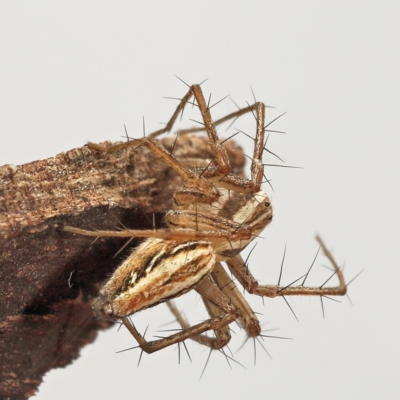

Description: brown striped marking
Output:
[93,239,215,318]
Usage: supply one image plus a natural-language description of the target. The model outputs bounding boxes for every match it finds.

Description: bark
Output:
[0,135,244,399]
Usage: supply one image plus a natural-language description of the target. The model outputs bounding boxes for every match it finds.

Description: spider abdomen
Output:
[93,238,215,318]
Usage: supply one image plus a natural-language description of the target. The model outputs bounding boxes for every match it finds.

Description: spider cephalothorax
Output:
[65,84,346,353]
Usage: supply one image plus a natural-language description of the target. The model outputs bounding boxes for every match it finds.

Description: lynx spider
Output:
[65,84,347,354]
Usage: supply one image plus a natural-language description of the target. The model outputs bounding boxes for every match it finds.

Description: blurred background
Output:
[1,2,399,399]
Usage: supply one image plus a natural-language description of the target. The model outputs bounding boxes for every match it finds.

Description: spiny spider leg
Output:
[63,224,251,242]
[89,135,221,205]
[165,261,262,351]
[83,83,196,152]
[176,103,263,136]
[122,275,239,354]
[210,262,261,338]
[149,88,194,138]
[167,297,232,351]
[189,85,231,177]
[250,102,265,191]
[89,98,267,200]
[176,99,267,192]
[225,235,347,298]
[88,85,232,179]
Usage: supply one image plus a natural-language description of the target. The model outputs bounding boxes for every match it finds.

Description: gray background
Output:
[1,2,399,399]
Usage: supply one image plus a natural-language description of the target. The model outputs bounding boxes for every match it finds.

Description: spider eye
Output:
[264,202,270,207]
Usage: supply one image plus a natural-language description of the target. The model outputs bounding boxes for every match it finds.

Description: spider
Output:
[64,84,347,354]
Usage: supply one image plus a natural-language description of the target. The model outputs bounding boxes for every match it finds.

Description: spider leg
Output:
[88,84,235,186]
[225,236,347,298]
[122,275,239,353]
[166,262,263,350]
[174,94,267,192]
[87,84,267,196]
[88,86,195,155]
[88,84,231,175]
[90,134,223,205]
[189,85,267,192]
[250,102,266,191]
[176,103,263,136]
[149,87,194,138]
[211,262,261,338]
[166,298,232,350]
[63,225,251,242]
[189,85,232,178]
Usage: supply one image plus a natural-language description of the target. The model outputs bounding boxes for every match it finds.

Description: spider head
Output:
[230,190,273,242]
[215,190,273,259]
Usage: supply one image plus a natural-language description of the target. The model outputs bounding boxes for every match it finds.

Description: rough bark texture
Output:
[0,135,244,399]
